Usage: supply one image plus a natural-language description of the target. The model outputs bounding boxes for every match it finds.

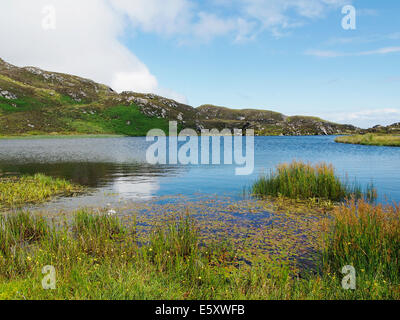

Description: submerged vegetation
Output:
[0,174,83,208]
[0,202,399,300]
[251,161,377,202]
[335,134,400,147]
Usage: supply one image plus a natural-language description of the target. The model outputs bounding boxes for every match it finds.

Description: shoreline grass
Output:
[323,200,400,286]
[0,133,124,140]
[0,174,84,208]
[335,134,400,147]
[0,162,397,300]
[251,161,377,202]
[0,204,399,300]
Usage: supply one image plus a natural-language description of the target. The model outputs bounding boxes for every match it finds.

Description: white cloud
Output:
[319,108,400,128]
[360,47,400,55]
[109,0,193,35]
[0,0,356,104]
[306,47,400,57]
[241,0,350,30]
[0,0,187,102]
[111,0,352,42]
[109,0,257,43]
[325,32,400,46]
[112,72,158,94]
[193,13,237,41]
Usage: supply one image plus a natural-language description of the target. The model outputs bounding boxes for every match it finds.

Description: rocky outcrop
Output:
[367,122,400,134]
[195,105,358,136]
[116,91,198,125]
[0,89,17,100]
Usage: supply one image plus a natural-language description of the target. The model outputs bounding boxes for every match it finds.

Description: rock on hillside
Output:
[0,58,114,103]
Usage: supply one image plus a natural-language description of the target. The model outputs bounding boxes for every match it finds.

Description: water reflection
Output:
[0,162,179,188]
[112,176,160,200]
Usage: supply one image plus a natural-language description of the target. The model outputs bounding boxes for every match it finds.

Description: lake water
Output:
[0,136,399,210]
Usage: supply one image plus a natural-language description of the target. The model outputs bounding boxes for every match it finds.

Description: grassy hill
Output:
[0,58,359,137]
[366,122,400,135]
[196,104,358,136]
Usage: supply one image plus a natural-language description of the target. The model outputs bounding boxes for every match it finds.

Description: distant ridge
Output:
[0,58,360,136]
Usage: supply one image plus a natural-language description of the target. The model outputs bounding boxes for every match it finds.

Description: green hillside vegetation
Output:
[0,61,170,136]
[0,58,359,137]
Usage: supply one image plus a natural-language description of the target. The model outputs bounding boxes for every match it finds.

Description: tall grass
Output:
[0,212,50,277]
[324,200,400,284]
[252,161,377,202]
[0,211,294,299]
[0,207,399,300]
[148,214,199,262]
[73,210,127,239]
[0,174,83,208]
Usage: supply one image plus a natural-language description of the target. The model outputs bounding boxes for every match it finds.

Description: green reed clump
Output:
[0,174,83,208]
[145,214,204,278]
[5,212,49,243]
[72,210,135,260]
[149,215,198,258]
[0,212,50,277]
[73,210,127,239]
[252,161,376,202]
[323,199,400,284]
[0,212,49,255]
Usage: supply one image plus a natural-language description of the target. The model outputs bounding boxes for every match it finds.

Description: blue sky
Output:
[119,0,400,128]
[1,0,399,128]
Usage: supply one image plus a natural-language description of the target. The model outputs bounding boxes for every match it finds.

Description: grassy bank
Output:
[0,134,124,140]
[0,174,83,208]
[0,162,397,300]
[0,202,399,300]
[335,134,400,147]
[251,161,376,202]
